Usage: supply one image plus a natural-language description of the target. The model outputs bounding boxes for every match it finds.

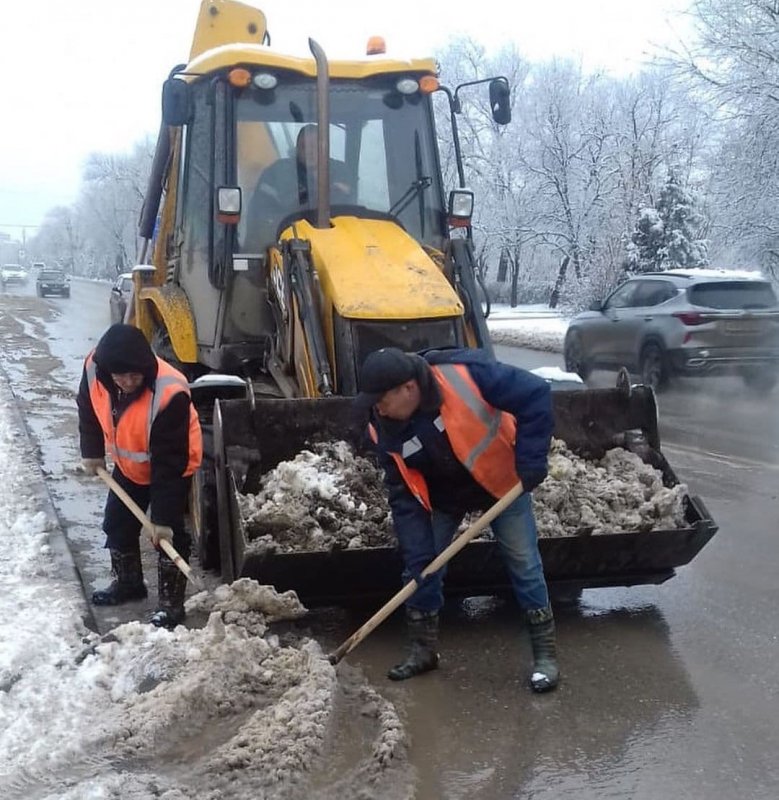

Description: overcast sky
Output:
[0,0,692,240]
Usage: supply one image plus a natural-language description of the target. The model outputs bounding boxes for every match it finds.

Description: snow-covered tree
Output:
[628,170,708,272]
[666,0,779,271]
[28,137,154,278]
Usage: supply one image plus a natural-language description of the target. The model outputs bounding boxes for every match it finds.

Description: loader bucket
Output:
[211,385,717,606]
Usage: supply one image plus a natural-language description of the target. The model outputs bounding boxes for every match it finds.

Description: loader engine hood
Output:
[281,216,463,320]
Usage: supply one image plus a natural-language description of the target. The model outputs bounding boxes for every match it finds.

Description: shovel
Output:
[95,466,202,590]
[328,481,524,665]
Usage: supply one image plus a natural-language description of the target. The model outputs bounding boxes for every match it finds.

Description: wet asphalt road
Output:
[0,280,777,798]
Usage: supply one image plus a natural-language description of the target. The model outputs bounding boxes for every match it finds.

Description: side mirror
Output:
[111,286,120,294]
[588,299,603,312]
[162,78,192,126]
[489,79,511,125]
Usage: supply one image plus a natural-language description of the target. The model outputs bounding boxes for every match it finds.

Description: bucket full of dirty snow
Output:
[209,391,717,606]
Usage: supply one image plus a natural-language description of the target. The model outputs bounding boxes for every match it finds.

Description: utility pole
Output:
[0,224,40,266]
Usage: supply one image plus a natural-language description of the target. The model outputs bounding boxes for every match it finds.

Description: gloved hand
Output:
[149,524,174,548]
[81,457,106,476]
[518,470,548,493]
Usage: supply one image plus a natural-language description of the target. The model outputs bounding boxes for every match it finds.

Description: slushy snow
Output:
[0,378,411,800]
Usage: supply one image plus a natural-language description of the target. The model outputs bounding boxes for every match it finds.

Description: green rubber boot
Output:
[527,606,560,693]
[387,608,440,681]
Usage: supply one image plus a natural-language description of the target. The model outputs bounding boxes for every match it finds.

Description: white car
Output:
[1,264,28,286]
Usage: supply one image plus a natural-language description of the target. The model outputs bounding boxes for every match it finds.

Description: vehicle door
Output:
[625,279,678,361]
[586,280,640,366]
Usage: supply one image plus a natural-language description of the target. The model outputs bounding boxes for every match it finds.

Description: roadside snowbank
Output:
[0,378,411,800]
[486,304,568,352]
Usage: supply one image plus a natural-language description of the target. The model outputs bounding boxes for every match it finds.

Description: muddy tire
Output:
[742,368,777,393]
[563,332,591,380]
[640,342,670,391]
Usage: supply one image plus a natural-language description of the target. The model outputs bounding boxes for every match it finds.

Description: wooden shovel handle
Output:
[328,481,524,665]
[95,466,201,590]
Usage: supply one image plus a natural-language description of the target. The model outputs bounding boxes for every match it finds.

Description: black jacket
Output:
[77,324,194,523]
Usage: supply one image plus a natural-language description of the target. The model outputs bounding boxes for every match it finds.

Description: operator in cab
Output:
[356,346,559,692]
[245,124,352,250]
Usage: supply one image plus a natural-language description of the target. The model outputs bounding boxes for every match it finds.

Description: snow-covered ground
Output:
[486,303,568,352]
[0,372,410,799]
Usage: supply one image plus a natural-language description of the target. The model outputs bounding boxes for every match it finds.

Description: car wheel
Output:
[640,342,670,391]
[563,332,592,380]
[742,368,777,393]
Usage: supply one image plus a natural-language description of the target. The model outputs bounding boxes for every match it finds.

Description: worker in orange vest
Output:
[356,346,558,692]
[77,324,202,628]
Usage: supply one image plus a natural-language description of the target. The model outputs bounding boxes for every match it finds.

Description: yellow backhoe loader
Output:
[132,0,717,602]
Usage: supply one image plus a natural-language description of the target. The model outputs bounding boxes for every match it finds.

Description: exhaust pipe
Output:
[309,38,330,229]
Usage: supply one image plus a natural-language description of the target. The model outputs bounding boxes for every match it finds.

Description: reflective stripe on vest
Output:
[431,363,518,498]
[368,422,432,511]
[85,353,202,483]
[367,362,519,510]
[433,364,510,471]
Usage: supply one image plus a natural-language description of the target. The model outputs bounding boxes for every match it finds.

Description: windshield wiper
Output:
[389,176,432,217]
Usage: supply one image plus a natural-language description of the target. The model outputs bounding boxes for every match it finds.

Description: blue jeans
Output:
[399,492,550,613]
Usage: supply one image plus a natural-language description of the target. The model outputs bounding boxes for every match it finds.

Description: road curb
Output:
[0,365,99,633]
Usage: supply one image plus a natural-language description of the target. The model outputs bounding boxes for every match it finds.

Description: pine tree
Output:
[627,171,709,273]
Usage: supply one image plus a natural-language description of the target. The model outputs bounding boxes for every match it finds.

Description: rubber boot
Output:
[92,548,147,606]
[527,606,559,693]
[387,608,440,681]
[150,554,188,629]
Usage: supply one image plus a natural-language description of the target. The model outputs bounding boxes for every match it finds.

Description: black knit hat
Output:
[355,348,418,408]
[93,324,158,381]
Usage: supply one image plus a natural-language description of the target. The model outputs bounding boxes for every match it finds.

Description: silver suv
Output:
[564,269,779,392]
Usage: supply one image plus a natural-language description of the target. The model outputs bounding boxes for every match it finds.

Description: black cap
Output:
[355,348,418,408]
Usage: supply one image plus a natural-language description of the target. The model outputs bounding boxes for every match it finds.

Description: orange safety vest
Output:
[369,363,519,511]
[85,352,202,484]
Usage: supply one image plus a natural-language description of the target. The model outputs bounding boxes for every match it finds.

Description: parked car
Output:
[1,264,28,286]
[36,268,70,298]
[564,269,779,392]
[109,272,134,323]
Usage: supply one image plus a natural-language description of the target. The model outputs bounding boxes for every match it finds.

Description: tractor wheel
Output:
[191,463,220,570]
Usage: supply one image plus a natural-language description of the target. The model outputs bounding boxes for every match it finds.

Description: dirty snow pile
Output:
[239,439,688,550]
[2,577,411,800]
[534,438,688,537]
[0,380,411,800]
[240,441,392,553]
